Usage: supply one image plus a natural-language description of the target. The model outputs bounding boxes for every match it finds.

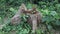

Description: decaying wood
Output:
[11,4,27,25]
[11,3,42,33]
[26,8,42,33]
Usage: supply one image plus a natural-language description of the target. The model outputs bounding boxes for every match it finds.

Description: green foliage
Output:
[0,0,60,34]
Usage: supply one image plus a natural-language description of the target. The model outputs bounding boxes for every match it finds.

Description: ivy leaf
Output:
[50,11,57,16]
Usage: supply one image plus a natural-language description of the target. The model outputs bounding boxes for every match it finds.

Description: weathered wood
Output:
[26,8,42,33]
[11,4,42,33]
[11,4,27,25]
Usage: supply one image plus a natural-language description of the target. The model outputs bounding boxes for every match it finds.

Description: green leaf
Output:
[9,7,15,11]
[47,25,52,30]
[55,20,60,25]
[27,3,32,9]
[50,11,57,16]
[0,31,5,34]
